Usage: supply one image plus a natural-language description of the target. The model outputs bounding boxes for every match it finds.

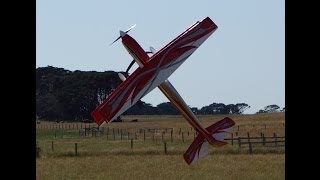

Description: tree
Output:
[36,66,122,121]
[227,103,250,114]
[156,102,179,115]
[256,104,280,113]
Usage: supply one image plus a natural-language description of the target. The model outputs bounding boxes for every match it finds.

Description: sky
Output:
[36,0,285,114]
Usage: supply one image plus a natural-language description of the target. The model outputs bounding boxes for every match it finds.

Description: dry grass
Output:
[36,113,285,180]
[37,154,284,180]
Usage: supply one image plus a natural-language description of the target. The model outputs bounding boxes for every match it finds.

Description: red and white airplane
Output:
[91,17,235,165]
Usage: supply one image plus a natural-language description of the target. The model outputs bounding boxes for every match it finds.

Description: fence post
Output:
[247,132,252,154]
[179,128,181,135]
[237,125,239,131]
[274,132,277,146]
[262,134,265,146]
[75,143,78,156]
[131,139,133,149]
[121,131,123,140]
[144,130,146,142]
[162,132,164,142]
[128,132,130,140]
[164,142,167,155]
[54,131,56,138]
[238,137,241,147]
[182,132,184,142]
[51,141,54,151]
[171,130,173,142]
[36,142,40,158]
[113,129,115,141]
[236,132,238,136]
[231,133,233,145]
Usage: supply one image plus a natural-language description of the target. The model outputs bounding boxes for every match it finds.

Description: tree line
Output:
[36,66,281,121]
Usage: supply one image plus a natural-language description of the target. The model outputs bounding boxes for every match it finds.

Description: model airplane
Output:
[91,17,235,165]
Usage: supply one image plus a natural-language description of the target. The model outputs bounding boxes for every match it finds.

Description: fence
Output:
[36,132,285,157]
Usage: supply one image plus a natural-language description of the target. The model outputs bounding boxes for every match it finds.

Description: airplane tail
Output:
[183,117,235,165]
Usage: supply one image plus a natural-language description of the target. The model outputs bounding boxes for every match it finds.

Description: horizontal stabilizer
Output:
[183,117,235,165]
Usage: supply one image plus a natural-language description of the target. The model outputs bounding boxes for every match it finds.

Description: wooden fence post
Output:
[262,134,266,146]
[51,141,54,151]
[247,132,252,154]
[75,143,78,156]
[164,142,167,155]
[238,137,241,147]
[144,130,146,142]
[36,143,40,158]
[131,139,133,149]
[162,132,164,142]
[170,130,173,142]
[182,132,184,142]
[237,125,239,131]
[274,132,277,146]
[231,133,233,145]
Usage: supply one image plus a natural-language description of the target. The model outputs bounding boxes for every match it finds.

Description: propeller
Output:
[110,24,136,45]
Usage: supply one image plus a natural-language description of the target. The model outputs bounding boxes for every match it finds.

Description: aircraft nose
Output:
[120,30,126,37]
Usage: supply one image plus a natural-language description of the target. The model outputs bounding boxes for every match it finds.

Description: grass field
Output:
[36,112,285,180]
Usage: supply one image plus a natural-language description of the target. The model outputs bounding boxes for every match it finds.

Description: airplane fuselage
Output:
[119,17,217,144]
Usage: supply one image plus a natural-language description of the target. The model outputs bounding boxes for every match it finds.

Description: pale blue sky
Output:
[36,0,285,114]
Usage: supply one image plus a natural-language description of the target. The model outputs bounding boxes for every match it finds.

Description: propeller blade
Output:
[126,60,135,73]
[125,24,136,33]
[110,24,136,45]
[110,36,121,45]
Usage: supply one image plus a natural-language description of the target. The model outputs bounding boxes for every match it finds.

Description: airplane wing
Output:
[92,17,217,126]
